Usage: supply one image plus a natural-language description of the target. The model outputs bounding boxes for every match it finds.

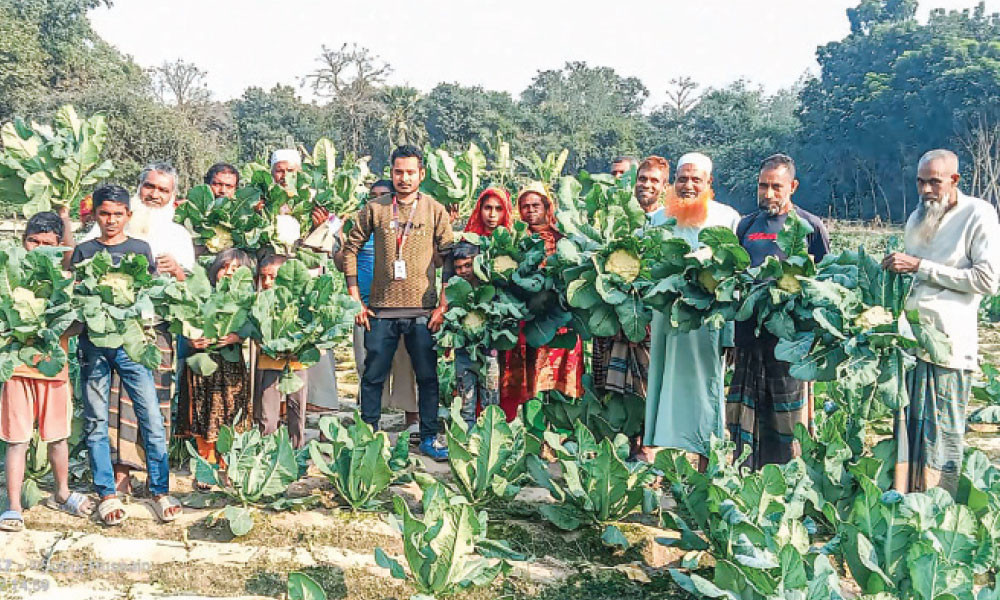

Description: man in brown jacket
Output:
[342,145,453,460]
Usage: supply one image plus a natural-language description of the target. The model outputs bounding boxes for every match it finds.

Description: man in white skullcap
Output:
[642,151,742,469]
[727,154,830,470]
[270,149,301,187]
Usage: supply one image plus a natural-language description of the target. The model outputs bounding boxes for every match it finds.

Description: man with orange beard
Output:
[642,152,741,469]
[727,154,830,470]
[592,157,669,406]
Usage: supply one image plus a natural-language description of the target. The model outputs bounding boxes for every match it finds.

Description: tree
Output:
[381,86,427,152]
[422,83,524,153]
[150,59,211,107]
[520,61,650,172]
[663,76,701,118]
[231,85,331,163]
[304,43,391,155]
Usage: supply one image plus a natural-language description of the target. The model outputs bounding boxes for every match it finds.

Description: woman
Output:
[499,182,584,421]
[177,249,255,487]
[465,187,513,236]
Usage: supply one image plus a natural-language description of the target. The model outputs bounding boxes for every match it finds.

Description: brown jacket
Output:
[343,192,453,309]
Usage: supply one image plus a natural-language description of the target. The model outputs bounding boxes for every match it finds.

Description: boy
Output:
[253,254,309,449]
[71,184,180,526]
[451,241,500,428]
[0,212,92,532]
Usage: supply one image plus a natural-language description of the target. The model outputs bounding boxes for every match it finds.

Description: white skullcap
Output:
[270,149,301,168]
[677,152,713,176]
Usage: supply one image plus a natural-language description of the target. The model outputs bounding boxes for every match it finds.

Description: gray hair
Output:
[918,149,959,172]
[138,161,178,198]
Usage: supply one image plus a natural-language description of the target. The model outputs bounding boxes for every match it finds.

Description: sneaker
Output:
[419,437,449,462]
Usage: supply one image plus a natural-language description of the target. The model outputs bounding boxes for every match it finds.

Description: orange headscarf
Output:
[516,181,560,253]
[465,187,513,236]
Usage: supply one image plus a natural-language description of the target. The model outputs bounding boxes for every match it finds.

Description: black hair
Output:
[24,211,63,240]
[207,248,255,285]
[92,184,131,210]
[204,162,240,186]
[760,153,796,180]
[370,179,394,194]
[390,145,423,168]
[257,253,288,275]
[611,156,639,167]
[452,241,481,261]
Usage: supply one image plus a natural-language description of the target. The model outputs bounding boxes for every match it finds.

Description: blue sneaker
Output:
[419,437,449,462]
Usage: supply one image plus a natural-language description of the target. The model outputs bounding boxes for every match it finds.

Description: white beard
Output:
[913,197,949,245]
[128,198,176,240]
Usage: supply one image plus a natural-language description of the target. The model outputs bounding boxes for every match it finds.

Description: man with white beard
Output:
[884,149,1000,494]
[82,162,194,497]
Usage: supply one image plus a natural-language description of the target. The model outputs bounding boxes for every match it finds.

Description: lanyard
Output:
[392,193,420,259]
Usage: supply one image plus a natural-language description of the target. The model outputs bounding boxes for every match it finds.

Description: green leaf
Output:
[186,352,219,377]
[287,572,328,600]
[224,505,254,536]
[601,524,630,550]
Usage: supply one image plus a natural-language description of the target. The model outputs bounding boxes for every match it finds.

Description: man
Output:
[267,149,333,250]
[727,153,830,470]
[610,156,639,179]
[338,180,420,438]
[342,145,453,460]
[71,185,180,525]
[85,162,196,279]
[884,149,1000,494]
[592,156,670,402]
[642,153,741,468]
[84,163,195,496]
[205,162,240,199]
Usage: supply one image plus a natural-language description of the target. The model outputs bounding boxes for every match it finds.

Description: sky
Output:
[90,0,1000,110]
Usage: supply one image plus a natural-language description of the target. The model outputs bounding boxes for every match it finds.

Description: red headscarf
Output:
[465,187,514,236]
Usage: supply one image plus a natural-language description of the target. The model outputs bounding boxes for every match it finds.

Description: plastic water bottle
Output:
[485,351,500,391]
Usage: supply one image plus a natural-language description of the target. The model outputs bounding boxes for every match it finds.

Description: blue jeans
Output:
[78,334,170,498]
[361,317,439,440]
[454,349,499,428]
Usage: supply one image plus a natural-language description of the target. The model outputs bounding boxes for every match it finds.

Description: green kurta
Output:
[644,201,741,455]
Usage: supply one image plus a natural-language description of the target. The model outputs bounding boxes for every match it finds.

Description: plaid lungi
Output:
[591,331,650,399]
[895,359,971,495]
[725,342,810,470]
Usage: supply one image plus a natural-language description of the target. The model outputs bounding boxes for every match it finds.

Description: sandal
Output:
[45,492,94,518]
[0,510,24,532]
[98,497,128,527]
[193,481,212,492]
[152,495,182,523]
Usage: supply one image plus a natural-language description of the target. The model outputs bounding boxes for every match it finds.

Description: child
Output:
[0,212,92,532]
[451,241,500,428]
[253,253,309,448]
[178,249,255,487]
[71,184,181,526]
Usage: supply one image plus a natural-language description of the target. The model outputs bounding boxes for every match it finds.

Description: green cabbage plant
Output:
[445,403,527,506]
[72,250,161,369]
[308,412,412,511]
[0,105,114,217]
[0,245,76,380]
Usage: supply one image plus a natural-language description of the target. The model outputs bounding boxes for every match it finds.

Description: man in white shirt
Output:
[884,148,1000,494]
[82,162,195,278]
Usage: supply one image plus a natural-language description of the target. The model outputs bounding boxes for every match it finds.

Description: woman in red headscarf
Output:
[499,182,583,421]
[465,187,513,236]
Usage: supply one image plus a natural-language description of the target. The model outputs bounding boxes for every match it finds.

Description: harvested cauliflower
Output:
[606,249,641,283]
[492,255,518,275]
[855,306,894,329]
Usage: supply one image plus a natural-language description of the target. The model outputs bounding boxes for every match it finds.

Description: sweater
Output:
[905,192,1000,371]
[342,192,453,310]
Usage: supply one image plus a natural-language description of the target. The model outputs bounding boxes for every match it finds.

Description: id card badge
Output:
[393,259,407,280]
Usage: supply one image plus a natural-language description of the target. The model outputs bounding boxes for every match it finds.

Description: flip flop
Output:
[152,495,182,523]
[98,497,128,526]
[0,510,23,532]
[45,492,94,518]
